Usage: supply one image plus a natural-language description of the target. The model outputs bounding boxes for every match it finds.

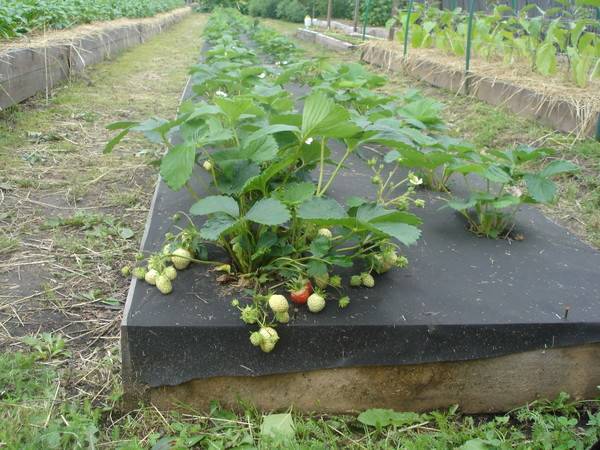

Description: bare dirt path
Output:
[0,12,207,401]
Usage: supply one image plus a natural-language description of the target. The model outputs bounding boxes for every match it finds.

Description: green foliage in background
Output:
[0,0,184,38]
[360,0,393,26]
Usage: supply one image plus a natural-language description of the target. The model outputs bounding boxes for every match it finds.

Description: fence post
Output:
[362,0,372,40]
[464,0,476,94]
[327,0,332,29]
[511,0,518,14]
[353,0,360,32]
[403,0,414,58]
[450,0,456,9]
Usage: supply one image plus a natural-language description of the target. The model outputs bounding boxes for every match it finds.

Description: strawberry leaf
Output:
[159,144,196,191]
[190,195,239,218]
[245,198,290,226]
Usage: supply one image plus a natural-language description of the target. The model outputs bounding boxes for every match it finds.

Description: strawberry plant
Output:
[107,8,578,352]
[107,9,423,351]
[445,146,579,238]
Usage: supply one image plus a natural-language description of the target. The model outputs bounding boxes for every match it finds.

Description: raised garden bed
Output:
[295,28,357,51]
[0,7,190,110]
[361,42,599,139]
[120,12,600,414]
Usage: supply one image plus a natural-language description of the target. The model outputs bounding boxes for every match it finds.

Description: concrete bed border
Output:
[360,44,598,139]
[295,28,358,52]
[140,343,600,414]
[0,7,191,110]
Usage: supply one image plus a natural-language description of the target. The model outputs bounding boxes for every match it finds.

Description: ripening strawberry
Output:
[268,294,289,313]
[171,248,192,270]
[156,274,173,294]
[317,228,332,239]
[307,293,325,313]
[288,279,313,304]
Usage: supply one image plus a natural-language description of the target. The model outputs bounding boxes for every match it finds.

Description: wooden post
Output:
[327,0,333,29]
[388,0,399,40]
[353,0,360,32]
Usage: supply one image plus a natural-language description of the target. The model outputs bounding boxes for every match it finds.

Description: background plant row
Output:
[0,0,185,38]
[395,3,600,87]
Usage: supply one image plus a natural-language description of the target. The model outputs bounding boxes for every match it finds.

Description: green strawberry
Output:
[132,267,147,280]
[144,269,158,285]
[338,296,350,308]
[250,331,262,347]
[156,274,172,294]
[275,311,290,323]
[314,273,329,289]
[171,248,192,270]
[350,275,362,287]
[258,327,279,353]
[164,266,177,281]
[361,272,375,288]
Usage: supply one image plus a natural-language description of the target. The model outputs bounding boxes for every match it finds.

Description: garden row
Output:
[112,7,578,353]
[0,8,190,110]
[392,3,599,88]
[0,0,184,38]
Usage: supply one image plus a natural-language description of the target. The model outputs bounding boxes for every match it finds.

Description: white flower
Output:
[508,186,523,198]
[282,60,288,65]
[275,61,281,66]
[408,173,423,186]
[305,137,314,144]
[215,90,228,97]
[258,72,266,79]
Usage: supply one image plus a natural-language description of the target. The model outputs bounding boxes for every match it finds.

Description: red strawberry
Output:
[288,279,313,304]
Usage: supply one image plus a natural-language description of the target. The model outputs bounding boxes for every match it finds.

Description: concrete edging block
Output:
[361,45,598,138]
[0,7,191,110]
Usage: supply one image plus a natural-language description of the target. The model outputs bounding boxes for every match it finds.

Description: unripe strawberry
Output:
[171,248,192,270]
[258,327,279,353]
[132,267,146,280]
[350,275,362,287]
[317,228,332,239]
[164,266,177,281]
[121,265,131,277]
[250,331,262,347]
[275,311,290,323]
[268,294,289,313]
[203,160,213,171]
[156,274,173,294]
[329,275,342,288]
[314,273,329,289]
[145,269,158,285]
[307,293,325,313]
[361,272,375,288]
[383,250,398,266]
[338,296,350,308]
